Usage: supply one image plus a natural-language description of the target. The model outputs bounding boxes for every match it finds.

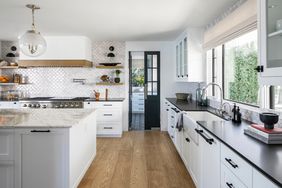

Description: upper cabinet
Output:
[19,36,92,61]
[259,0,282,78]
[175,28,205,82]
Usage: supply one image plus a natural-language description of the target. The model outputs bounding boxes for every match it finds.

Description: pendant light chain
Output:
[32,6,36,31]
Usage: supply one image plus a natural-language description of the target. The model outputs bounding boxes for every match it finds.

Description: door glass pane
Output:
[147,82,152,95]
[147,55,152,67]
[176,45,179,77]
[147,68,152,82]
[184,37,188,76]
[153,69,157,81]
[152,82,158,95]
[180,42,183,76]
[153,55,158,67]
[267,0,282,68]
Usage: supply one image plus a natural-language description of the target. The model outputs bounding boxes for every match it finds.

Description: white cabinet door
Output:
[190,138,201,187]
[182,133,191,170]
[175,129,183,155]
[253,169,279,188]
[0,163,14,188]
[15,129,68,188]
[199,129,220,188]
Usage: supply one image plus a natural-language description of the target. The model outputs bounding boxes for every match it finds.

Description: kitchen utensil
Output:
[94,90,100,101]
[100,75,110,82]
[276,19,282,31]
[175,93,191,101]
[259,113,279,129]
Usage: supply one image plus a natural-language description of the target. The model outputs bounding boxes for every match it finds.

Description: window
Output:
[206,30,259,107]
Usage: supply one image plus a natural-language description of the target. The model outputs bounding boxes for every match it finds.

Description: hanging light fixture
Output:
[19,4,46,57]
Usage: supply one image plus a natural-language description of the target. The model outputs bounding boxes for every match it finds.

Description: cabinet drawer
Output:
[97,109,121,122]
[94,102,122,109]
[0,130,14,161]
[221,144,252,187]
[221,163,247,188]
[97,123,122,135]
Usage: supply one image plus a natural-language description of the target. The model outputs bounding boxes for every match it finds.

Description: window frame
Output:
[209,33,261,108]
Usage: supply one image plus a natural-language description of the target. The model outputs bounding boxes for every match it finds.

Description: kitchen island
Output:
[0,109,97,188]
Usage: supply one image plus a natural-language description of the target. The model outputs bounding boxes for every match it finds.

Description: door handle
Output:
[144,84,148,100]
[31,130,51,133]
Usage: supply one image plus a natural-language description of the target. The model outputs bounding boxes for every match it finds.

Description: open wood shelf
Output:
[95,65,124,69]
[0,66,19,69]
[0,83,32,86]
[268,30,282,38]
[96,82,124,86]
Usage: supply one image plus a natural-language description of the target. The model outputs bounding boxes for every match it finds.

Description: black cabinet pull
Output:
[171,126,174,128]
[103,104,112,106]
[31,130,51,133]
[226,182,234,188]
[166,109,169,111]
[171,107,180,113]
[171,116,174,118]
[104,127,113,129]
[103,114,113,116]
[195,129,214,145]
[181,75,184,77]
[185,138,190,142]
[171,135,174,139]
[225,158,238,168]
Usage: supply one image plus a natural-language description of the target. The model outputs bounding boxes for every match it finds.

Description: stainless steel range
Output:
[20,97,88,109]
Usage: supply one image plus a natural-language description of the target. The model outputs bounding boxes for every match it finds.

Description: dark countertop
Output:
[166,98,282,187]
[166,98,208,111]
[84,98,125,102]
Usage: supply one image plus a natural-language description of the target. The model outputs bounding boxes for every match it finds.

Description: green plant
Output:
[132,68,144,86]
[228,42,259,105]
[115,70,121,77]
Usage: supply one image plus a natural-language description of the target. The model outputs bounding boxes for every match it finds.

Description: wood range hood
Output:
[18,60,93,68]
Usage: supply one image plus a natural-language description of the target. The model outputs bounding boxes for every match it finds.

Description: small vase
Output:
[114,77,120,83]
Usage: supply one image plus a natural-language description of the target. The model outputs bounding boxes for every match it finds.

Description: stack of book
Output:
[244,124,282,144]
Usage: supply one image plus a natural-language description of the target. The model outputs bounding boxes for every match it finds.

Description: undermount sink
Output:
[185,111,223,122]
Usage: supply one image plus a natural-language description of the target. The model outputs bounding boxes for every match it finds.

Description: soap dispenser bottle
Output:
[236,107,242,123]
[232,104,237,122]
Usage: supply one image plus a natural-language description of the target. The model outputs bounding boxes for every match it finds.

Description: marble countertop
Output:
[0,109,95,128]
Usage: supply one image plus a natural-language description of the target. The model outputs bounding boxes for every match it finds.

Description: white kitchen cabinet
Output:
[83,101,123,137]
[0,101,20,109]
[0,163,14,188]
[19,36,92,61]
[182,132,191,170]
[259,0,282,80]
[190,136,201,187]
[174,28,205,82]
[14,129,68,188]
[198,129,220,188]
[221,163,247,188]
[253,169,279,188]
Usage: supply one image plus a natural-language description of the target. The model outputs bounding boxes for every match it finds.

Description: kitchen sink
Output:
[184,111,224,122]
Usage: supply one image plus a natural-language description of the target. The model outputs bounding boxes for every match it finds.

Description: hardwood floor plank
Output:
[78,131,196,188]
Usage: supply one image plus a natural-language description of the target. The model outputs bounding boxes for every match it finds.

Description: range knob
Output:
[32,104,36,108]
[36,104,41,108]
[64,104,69,108]
[42,105,47,108]
[70,103,74,108]
[75,103,79,108]
[23,104,27,107]
[28,104,32,107]
[59,104,64,108]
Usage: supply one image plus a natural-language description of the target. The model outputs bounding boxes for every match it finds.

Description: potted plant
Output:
[114,69,122,83]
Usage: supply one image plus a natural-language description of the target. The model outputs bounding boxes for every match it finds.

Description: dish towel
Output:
[176,112,185,132]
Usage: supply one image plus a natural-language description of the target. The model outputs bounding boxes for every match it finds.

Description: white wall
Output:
[125,41,200,131]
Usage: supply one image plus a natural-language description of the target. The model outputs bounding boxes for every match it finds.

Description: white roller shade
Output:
[204,0,257,50]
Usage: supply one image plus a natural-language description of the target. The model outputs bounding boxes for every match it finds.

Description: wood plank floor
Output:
[78,131,196,188]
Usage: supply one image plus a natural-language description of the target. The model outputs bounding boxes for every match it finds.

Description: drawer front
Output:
[221,163,247,188]
[97,109,121,122]
[97,123,122,134]
[0,130,14,161]
[94,102,122,109]
[221,144,252,187]
[183,114,199,144]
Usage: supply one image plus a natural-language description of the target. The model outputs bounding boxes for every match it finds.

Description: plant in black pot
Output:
[114,69,121,83]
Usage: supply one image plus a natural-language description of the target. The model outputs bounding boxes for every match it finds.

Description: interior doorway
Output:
[129,51,160,130]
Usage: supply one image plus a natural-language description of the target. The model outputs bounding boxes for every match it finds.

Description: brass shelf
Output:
[0,66,19,69]
[96,82,124,86]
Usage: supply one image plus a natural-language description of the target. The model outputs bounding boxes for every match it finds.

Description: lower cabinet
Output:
[14,129,68,188]
[0,163,14,188]
[221,164,247,188]
[253,169,279,188]
[199,129,220,188]
[182,132,191,169]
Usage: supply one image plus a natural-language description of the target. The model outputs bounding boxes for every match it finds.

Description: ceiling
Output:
[0,0,239,41]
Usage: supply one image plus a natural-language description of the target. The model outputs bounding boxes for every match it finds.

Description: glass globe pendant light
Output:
[19,4,46,57]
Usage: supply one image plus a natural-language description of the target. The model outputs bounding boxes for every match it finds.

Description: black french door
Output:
[144,52,160,130]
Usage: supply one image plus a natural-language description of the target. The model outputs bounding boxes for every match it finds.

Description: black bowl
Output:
[259,113,279,129]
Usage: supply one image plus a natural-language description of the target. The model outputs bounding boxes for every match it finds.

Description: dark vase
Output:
[114,77,120,83]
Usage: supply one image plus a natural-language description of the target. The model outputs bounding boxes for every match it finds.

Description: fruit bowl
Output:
[259,113,279,129]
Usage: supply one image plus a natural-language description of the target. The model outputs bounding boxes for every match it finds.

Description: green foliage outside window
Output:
[228,43,259,105]
[132,68,144,86]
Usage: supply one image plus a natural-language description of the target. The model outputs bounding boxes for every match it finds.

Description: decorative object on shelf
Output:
[175,93,192,101]
[0,75,9,83]
[11,46,17,51]
[94,90,100,101]
[100,75,110,82]
[105,88,108,101]
[109,46,115,51]
[259,112,279,129]
[114,69,121,83]
[107,53,115,57]
[9,62,18,66]
[19,4,47,57]
[98,63,121,67]
[13,74,22,83]
[0,61,9,67]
